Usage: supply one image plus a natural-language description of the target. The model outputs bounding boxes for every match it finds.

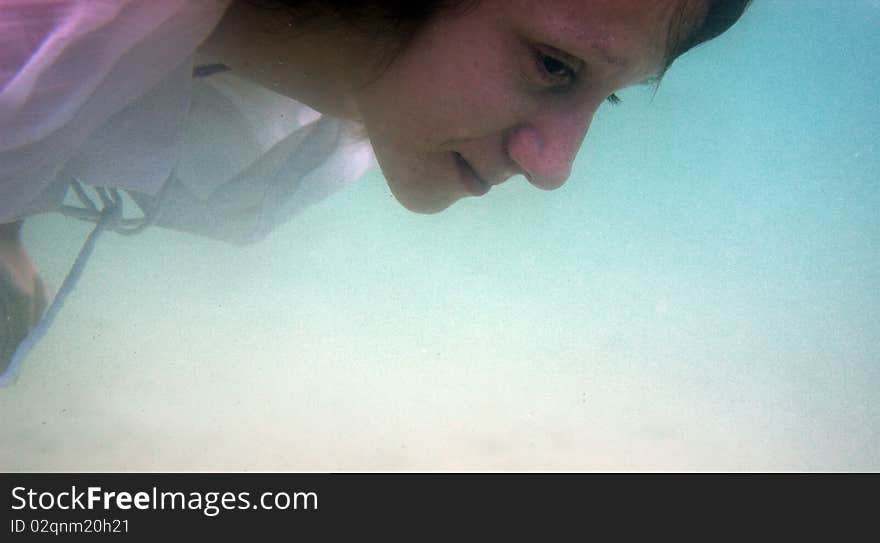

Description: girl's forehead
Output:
[497,0,696,80]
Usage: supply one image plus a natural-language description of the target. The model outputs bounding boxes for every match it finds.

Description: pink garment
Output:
[0,0,230,222]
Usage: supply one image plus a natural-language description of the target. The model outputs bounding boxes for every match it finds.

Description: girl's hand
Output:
[1,221,48,372]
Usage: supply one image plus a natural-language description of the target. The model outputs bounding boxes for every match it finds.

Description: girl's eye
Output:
[530,47,620,106]
[535,51,576,86]
[541,55,572,78]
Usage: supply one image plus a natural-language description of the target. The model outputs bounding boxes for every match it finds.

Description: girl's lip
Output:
[453,153,490,197]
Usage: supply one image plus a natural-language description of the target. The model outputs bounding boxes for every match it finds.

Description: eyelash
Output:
[535,51,622,106]
[535,51,576,87]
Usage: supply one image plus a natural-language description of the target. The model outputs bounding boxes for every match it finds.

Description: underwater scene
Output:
[1,0,877,471]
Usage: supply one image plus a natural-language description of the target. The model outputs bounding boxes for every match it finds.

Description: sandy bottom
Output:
[2,166,876,471]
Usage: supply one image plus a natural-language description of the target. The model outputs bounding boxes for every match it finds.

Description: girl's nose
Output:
[506,107,595,191]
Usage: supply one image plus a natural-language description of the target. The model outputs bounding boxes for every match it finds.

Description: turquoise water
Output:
[1,1,877,470]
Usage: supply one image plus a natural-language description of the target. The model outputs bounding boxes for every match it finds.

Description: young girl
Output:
[0,0,750,373]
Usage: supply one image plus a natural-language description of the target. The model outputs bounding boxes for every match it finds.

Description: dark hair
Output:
[663,0,752,76]
[253,0,750,75]
[246,0,473,37]
[244,0,476,76]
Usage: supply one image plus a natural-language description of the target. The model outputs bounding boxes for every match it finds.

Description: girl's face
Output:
[352,0,705,213]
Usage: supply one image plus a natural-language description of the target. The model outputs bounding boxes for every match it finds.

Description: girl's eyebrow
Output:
[590,42,630,69]
[584,38,665,87]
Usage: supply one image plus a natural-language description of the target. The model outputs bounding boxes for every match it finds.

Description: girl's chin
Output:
[384,175,461,215]
[390,187,457,215]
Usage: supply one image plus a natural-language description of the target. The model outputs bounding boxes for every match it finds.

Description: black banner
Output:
[1,473,874,538]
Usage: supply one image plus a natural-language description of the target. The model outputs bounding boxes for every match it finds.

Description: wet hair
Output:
[663,0,752,76]
[244,0,475,39]
[241,0,477,78]
[249,0,751,74]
